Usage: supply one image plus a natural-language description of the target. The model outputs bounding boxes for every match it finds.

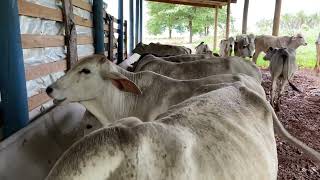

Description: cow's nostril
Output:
[46,86,53,94]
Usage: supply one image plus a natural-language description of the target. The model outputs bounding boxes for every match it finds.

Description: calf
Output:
[46,83,320,180]
[253,33,307,63]
[47,55,264,127]
[195,42,213,55]
[263,47,299,107]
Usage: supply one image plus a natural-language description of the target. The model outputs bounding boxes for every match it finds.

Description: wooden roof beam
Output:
[146,0,224,8]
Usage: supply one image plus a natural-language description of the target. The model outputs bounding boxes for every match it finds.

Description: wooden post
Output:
[213,6,218,50]
[272,0,282,36]
[226,0,231,39]
[124,20,128,59]
[242,0,249,34]
[315,34,320,74]
[62,0,78,70]
[108,16,114,61]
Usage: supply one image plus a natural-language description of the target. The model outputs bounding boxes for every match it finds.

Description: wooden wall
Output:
[18,0,128,114]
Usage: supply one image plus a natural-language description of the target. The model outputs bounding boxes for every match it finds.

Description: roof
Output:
[145,0,237,8]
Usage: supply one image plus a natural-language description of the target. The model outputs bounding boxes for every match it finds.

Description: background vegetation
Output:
[146,2,320,69]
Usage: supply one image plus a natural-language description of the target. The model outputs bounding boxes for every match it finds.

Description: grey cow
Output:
[253,33,307,63]
[132,42,191,57]
[195,42,213,55]
[134,54,262,82]
[263,47,299,108]
[46,55,264,130]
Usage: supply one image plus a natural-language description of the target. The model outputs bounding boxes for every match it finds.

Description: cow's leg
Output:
[270,78,277,107]
[252,50,261,64]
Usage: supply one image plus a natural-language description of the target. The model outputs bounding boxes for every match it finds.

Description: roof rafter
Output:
[146,0,236,8]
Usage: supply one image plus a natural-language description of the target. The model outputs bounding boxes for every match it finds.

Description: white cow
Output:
[253,33,307,63]
[46,83,320,180]
[133,54,262,82]
[46,55,264,128]
[132,42,191,57]
[219,37,235,57]
[263,47,299,108]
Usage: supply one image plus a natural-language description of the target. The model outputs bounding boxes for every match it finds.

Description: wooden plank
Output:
[72,0,92,12]
[108,16,114,61]
[21,34,64,48]
[18,0,93,27]
[25,60,67,81]
[62,0,78,69]
[28,92,51,111]
[74,15,93,27]
[77,35,94,44]
[18,0,63,22]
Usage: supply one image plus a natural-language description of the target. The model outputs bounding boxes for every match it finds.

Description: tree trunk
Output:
[206,26,209,36]
[169,29,172,39]
[189,19,193,43]
[204,27,207,36]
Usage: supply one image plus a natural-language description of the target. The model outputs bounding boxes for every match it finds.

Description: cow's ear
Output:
[103,72,142,95]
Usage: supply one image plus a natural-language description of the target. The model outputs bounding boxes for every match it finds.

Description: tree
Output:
[146,2,234,43]
[147,3,182,38]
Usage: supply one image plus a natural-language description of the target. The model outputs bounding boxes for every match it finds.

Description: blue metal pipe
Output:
[93,0,104,54]
[135,0,139,45]
[117,0,124,63]
[139,0,143,42]
[129,0,134,54]
[0,0,29,137]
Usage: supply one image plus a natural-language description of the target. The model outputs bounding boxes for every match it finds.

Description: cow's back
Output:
[137,57,262,82]
[46,86,277,180]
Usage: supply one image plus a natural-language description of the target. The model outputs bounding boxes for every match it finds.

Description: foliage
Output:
[146,2,233,41]
[256,11,320,35]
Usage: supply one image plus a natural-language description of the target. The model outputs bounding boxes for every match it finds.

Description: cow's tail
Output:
[280,50,301,93]
[272,109,320,164]
[288,81,301,92]
[242,86,320,164]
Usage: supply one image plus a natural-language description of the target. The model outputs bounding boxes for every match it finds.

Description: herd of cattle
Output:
[43,33,320,180]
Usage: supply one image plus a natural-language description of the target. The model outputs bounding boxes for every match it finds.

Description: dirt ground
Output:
[261,69,320,179]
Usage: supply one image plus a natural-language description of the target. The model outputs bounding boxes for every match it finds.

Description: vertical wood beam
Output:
[242,0,249,34]
[213,6,219,50]
[272,0,282,36]
[135,0,140,45]
[62,0,78,70]
[108,16,114,61]
[124,20,128,59]
[226,0,231,39]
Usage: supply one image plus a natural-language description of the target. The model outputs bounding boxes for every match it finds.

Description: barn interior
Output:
[0,0,319,179]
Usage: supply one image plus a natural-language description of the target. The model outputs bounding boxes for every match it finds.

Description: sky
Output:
[105,0,320,36]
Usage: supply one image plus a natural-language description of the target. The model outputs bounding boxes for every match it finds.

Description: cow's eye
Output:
[79,68,91,74]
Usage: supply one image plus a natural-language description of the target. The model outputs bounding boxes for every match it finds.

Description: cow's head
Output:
[46,55,141,105]
[291,33,307,47]
[263,47,278,61]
